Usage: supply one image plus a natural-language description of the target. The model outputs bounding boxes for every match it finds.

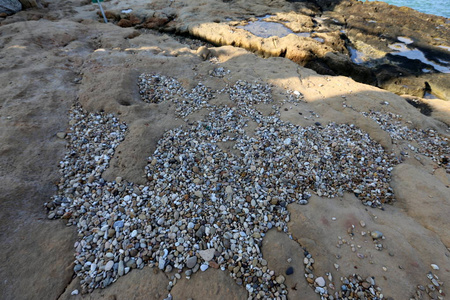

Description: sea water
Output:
[362,0,450,18]
[237,16,314,38]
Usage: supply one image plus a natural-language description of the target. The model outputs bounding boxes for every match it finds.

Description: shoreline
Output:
[359,0,450,19]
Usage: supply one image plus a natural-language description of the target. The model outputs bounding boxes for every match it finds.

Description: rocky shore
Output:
[0,0,449,300]
[64,0,450,101]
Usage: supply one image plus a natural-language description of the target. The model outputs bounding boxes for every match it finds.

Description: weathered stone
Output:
[370,230,383,239]
[198,249,215,262]
[275,275,285,284]
[0,0,21,15]
[186,256,197,269]
[118,19,133,28]
[315,277,325,287]
[105,261,114,271]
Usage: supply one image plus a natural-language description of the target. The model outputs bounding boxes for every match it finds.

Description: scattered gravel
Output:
[361,110,449,169]
[413,271,445,299]
[138,73,214,117]
[45,72,449,298]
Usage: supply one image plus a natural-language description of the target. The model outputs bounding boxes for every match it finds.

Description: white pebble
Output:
[200,264,209,272]
[431,264,439,270]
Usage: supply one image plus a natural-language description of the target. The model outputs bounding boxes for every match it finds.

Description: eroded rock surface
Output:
[0,0,449,299]
[288,193,450,299]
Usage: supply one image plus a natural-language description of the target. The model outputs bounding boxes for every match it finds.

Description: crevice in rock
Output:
[56,273,77,300]
[424,81,432,95]
[137,28,215,51]
[404,97,433,117]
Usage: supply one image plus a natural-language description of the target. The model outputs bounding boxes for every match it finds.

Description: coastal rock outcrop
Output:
[99,0,450,100]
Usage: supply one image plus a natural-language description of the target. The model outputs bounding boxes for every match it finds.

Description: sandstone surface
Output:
[0,0,449,299]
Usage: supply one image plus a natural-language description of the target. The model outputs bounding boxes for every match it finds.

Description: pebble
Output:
[199,249,215,262]
[200,264,209,272]
[371,230,383,239]
[285,267,294,275]
[105,261,114,271]
[209,261,219,269]
[114,221,124,229]
[225,186,233,195]
[71,290,79,296]
[186,256,197,269]
[275,275,285,284]
[315,277,326,287]
[74,264,82,272]
[159,257,166,270]
[432,278,440,286]
[315,287,325,294]
[431,264,439,270]
[107,229,115,238]
[56,132,66,139]
[118,261,124,276]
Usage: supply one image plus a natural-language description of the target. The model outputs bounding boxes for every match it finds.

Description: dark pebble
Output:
[74,264,82,272]
[286,266,294,275]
